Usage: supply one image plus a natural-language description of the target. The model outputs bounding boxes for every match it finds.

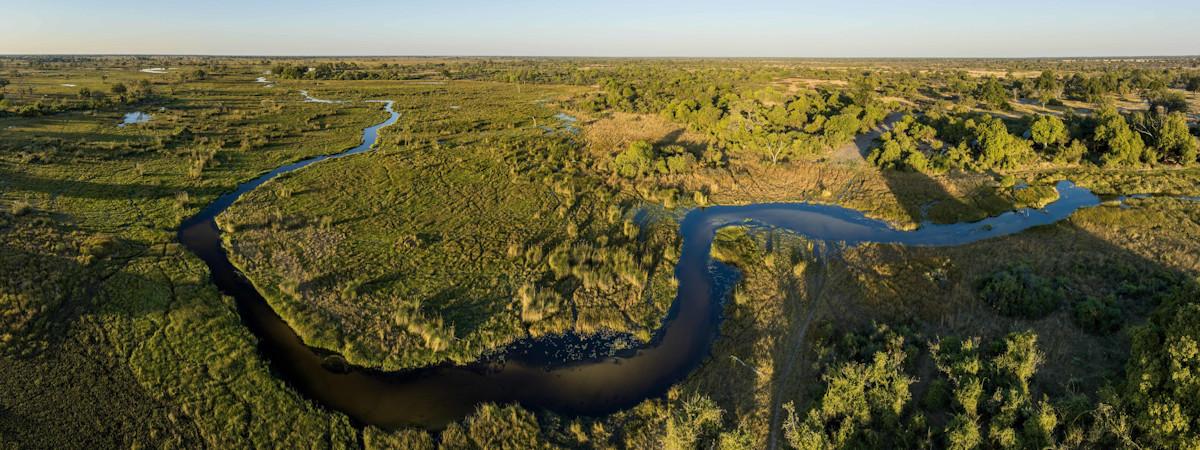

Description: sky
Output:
[2,0,1198,57]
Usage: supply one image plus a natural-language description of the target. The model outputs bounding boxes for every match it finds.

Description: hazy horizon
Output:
[3,0,1199,57]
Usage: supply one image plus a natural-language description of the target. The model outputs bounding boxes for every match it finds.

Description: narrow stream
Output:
[178,94,1104,429]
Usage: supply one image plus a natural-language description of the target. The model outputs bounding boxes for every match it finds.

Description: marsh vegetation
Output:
[2,55,1200,448]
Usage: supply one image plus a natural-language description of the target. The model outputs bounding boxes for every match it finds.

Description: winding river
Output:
[178,95,1103,429]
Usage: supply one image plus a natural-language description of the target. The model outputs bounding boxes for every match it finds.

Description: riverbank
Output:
[201,86,1113,430]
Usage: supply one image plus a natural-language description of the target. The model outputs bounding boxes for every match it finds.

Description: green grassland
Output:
[1,59,380,448]
[218,80,683,370]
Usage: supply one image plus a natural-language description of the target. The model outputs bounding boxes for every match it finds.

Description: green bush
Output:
[613,140,656,178]
[1125,282,1200,447]
[977,265,1063,319]
[1011,184,1059,209]
[1072,294,1123,334]
[1053,140,1088,165]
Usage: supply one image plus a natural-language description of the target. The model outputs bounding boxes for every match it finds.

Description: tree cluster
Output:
[662,87,889,164]
[869,107,1198,173]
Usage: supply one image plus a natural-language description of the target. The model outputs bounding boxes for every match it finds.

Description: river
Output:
[177,94,1103,429]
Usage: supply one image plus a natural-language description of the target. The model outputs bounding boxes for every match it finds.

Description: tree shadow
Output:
[0,168,222,202]
[655,127,709,156]
[0,237,206,448]
[853,112,906,158]
[758,162,1200,442]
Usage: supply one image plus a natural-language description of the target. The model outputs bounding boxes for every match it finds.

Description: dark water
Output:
[177,96,1103,429]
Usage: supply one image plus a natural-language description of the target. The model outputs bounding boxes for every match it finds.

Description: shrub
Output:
[1072,295,1123,334]
[664,395,723,450]
[977,266,1063,319]
[664,153,696,174]
[945,414,982,450]
[1053,140,1088,165]
[10,200,31,216]
[613,140,655,178]
[1011,184,1059,209]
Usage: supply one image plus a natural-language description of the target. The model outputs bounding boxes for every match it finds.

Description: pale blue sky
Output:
[2,0,1197,56]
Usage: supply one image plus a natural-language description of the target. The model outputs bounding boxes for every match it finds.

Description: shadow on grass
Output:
[756,164,1198,444]
[0,168,224,202]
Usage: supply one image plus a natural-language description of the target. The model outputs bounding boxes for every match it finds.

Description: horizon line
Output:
[2,53,1199,60]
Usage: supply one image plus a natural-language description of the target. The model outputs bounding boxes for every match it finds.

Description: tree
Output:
[867,115,939,172]
[822,110,863,148]
[272,64,305,79]
[1156,112,1199,165]
[1032,71,1061,105]
[751,131,804,165]
[1126,283,1200,448]
[1094,108,1146,167]
[975,77,1012,110]
[977,265,1063,319]
[663,151,697,174]
[783,332,915,449]
[1029,115,1068,150]
[1145,89,1190,113]
[967,115,1034,170]
[310,63,334,80]
[992,331,1044,395]
[0,78,8,91]
[110,82,127,95]
[1133,110,1199,165]
[1066,74,1112,103]
[1054,140,1088,165]
[868,140,906,170]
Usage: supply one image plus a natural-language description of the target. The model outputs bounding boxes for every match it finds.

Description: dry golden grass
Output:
[770,77,849,93]
[963,69,1041,79]
[581,111,1019,228]
[581,111,710,161]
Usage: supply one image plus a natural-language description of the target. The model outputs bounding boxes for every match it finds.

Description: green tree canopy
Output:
[1029,115,1069,150]
[1145,89,1190,113]
[613,140,656,178]
[1157,112,1199,165]
[1095,108,1147,167]
[967,115,1034,170]
[1032,70,1061,105]
[1126,283,1200,448]
[975,77,1012,110]
[784,330,916,449]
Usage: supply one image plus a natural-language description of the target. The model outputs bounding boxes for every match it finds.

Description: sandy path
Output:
[829,112,904,164]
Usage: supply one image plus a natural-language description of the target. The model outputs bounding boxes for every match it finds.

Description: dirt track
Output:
[829,112,905,164]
